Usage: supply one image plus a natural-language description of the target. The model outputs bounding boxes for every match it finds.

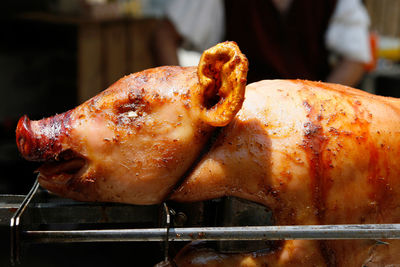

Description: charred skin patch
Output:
[301,98,334,266]
[116,88,149,113]
[302,100,330,221]
[112,88,151,127]
[110,69,191,129]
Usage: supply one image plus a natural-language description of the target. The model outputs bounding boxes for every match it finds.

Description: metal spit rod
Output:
[22,224,400,244]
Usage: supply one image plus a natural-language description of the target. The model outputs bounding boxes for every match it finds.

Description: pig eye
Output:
[114,99,150,126]
[123,110,139,119]
[116,103,142,120]
[114,89,149,114]
[115,106,146,126]
[114,96,140,114]
[112,88,153,127]
[117,103,138,114]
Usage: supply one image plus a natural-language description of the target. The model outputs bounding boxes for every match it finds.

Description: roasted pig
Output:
[16,42,400,266]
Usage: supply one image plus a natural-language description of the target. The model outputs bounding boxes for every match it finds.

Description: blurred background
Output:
[0,0,399,266]
[0,0,399,194]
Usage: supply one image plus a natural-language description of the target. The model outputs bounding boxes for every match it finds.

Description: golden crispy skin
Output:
[171,80,400,266]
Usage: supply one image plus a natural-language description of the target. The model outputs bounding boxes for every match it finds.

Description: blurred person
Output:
[152,0,225,67]
[225,0,371,86]
[152,0,371,87]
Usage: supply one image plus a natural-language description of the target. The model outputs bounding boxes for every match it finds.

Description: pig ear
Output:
[194,41,248,127]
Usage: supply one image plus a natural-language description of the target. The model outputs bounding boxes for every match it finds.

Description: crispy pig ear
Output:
[194,41,248,127]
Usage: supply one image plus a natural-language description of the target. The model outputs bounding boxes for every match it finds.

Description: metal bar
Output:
[0,195,25,226]
[22,224,400,244]
[10,179,39,265]
[162,202,171,262]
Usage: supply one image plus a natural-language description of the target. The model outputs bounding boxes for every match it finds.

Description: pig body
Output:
[16,42,400,266]
[172,79,400,266]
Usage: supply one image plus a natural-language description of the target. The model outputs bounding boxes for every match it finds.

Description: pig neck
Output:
[169,120,274,204]
[165,127,224,201]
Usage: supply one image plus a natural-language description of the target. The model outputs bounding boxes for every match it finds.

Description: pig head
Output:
[16,42,248,204]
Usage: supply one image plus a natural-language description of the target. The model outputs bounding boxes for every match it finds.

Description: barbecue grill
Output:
[3,177,400,266]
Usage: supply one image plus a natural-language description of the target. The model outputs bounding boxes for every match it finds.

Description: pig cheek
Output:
[72,117,117,156]
[146,104,198,143]
[79,150,165,203]
[85,135,192,203]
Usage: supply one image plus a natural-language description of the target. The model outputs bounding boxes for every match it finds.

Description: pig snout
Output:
[16,112,72,161]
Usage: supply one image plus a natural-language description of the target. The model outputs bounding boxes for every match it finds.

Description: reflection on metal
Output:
[10,179,39,266]
[21,224,400,243]
[162,202,171,262]
[0,195,25,226]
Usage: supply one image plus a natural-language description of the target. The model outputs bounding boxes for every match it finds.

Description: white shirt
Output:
[165,0,225,52]
[165,0,371,64]
[326,0,371,63]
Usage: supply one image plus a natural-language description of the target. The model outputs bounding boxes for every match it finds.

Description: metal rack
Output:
[8,178,400,265]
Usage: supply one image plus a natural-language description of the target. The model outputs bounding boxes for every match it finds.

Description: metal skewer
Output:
[22,223,400,243]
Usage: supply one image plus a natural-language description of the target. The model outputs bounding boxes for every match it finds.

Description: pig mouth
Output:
[37,149,87,182]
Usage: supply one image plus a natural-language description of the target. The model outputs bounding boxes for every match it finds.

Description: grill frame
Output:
[8,178,400,265]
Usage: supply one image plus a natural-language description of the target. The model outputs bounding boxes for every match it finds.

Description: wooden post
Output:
[77,23,103,103]
[103,22,128,87]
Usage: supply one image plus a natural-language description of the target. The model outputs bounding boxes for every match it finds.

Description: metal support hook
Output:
[162,202,171,262]
[10,178,39,265]
[158,203,179,267]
